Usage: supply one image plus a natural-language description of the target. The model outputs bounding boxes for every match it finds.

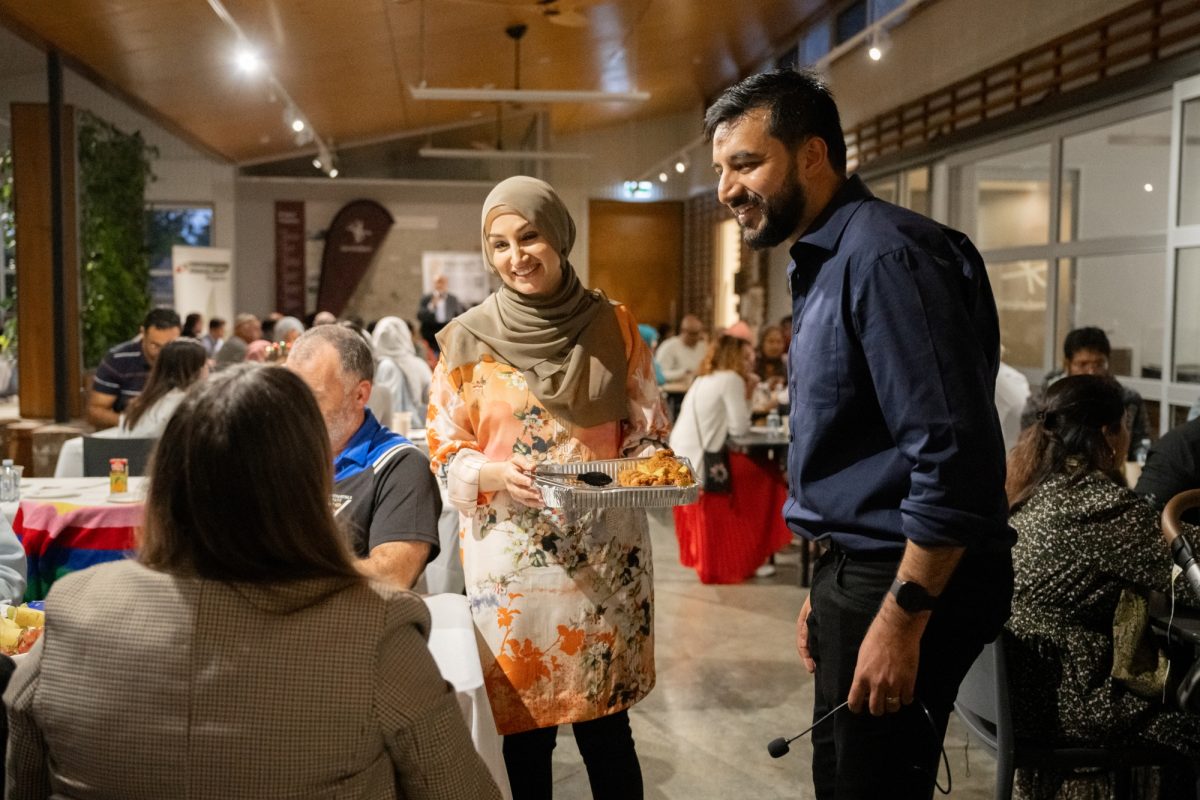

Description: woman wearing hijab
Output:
[372,316,433,421]
[427,176,669,800]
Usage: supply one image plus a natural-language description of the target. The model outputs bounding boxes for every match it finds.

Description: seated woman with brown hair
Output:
[119,337,208,437]
[1006,374,1200,798]
[5,365,501,800]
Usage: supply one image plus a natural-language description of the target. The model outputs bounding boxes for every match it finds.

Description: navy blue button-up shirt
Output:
[784,176,1015,554]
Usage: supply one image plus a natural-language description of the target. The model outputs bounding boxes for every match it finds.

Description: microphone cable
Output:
[767,697,952,795]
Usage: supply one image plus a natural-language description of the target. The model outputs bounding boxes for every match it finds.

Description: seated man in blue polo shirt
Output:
[288,324,440,589]
[87,308,182,429]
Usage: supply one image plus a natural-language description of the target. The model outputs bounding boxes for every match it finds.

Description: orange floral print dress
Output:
[427,304,669,736]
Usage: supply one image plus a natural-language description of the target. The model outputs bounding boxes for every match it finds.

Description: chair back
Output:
[81,436,156,477]
[955,634,1019,800]
[954,635,1008,755]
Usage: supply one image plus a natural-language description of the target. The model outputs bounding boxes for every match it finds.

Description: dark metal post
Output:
[48,51,68,422]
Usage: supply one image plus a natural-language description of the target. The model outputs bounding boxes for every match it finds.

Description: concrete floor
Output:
[548,508,1000,799]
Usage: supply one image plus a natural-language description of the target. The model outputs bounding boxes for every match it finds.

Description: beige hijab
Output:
[437,176,628,428]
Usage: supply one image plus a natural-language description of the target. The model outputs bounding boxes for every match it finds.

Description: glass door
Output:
[1162,75,1200,432]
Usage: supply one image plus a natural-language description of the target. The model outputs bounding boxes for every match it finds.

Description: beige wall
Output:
[827,0,1137,130]
[233,179,491,322]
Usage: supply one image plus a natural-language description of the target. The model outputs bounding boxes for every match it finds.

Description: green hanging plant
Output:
[77,112,157,368]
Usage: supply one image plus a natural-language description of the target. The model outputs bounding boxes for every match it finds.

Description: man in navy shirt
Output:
[706,70,1014,798]
[289,324,440,589]
[87,308,181,429]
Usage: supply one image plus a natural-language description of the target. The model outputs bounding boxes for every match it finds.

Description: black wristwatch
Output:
[889,578,938,613]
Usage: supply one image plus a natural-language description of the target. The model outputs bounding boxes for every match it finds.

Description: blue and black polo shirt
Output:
[332,409,441,561]
[92,339,150,413]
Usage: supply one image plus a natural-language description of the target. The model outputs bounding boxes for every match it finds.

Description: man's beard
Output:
[736,170,807,250]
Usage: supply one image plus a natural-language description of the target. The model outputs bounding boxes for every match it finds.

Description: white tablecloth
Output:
[424,593,510,799]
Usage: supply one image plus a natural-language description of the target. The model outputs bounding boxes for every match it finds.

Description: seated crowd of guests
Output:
[7,364,501,798]
[84,307,441,441]
[6,308,486,795]
[11,284,1200,798]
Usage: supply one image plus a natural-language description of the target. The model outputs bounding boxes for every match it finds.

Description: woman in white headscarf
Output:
[427,176,669,800]
[372,316,432,421]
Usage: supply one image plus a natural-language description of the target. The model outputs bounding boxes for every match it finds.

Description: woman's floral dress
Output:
[427,304,669,735]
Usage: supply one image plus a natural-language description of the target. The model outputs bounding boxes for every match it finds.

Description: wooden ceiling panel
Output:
[0,0,833,164]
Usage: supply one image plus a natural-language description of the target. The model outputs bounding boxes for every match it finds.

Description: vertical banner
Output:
[275,201,306,317]
[172,246,233,326]
[316,199,394,316]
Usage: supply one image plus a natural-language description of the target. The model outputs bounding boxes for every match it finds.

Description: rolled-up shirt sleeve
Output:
[851,245,1011,550]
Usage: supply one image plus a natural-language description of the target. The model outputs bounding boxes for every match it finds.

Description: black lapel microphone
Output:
[767,701,847,758]
[768,699,953,795]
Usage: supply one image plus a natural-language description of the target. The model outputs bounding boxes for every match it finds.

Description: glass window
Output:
[1060,110,1171,242]
[835,1,867,44]
[1181,98,1200,227]
[902,167,930,216]
[1066,252,1165,379]
[988,260,1048,369]
[1170,404,1195,428]
[801,22,831,65]
[867,174,898,204]
[963,144,1052,250]
[1175,247,1200,384]
[145,205,214,309]
[872,0,905,18]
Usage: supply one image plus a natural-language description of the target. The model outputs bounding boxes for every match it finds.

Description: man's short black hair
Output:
[209,317,226,331]
[143,307,181,331]
[1063,326,1111,360]
[704,68,847,175]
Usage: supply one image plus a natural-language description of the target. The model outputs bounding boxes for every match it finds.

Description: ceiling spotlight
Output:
[867,28,890,62]
[291,118,306,133]
[328,167,340,178]
[235,46,262,74]
[1144,183,1154,192]
[312,157,323,169]
[674,160,686,173]
[659,171,669,183]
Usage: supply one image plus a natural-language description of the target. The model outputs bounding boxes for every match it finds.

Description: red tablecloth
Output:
[13,499,142,601]
[673,451,793,584]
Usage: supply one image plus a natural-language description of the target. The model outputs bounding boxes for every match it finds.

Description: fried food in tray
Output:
[617,448,695,488]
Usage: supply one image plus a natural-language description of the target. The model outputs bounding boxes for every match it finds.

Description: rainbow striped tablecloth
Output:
[5,479,146,601]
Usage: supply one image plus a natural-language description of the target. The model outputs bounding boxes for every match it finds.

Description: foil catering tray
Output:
[534,456,699,512]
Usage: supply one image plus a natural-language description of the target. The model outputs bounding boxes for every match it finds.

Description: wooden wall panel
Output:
[12,103,81,420]
[587,199,683,332]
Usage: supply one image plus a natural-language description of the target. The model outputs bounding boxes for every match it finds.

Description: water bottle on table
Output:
[766,409,783,437]
[0,459,15,502]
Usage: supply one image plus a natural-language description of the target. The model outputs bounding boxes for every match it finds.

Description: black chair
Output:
[955,630,1192,800]
[81,436,156,478]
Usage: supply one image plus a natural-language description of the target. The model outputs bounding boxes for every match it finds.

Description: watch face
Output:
[894,580,935,612]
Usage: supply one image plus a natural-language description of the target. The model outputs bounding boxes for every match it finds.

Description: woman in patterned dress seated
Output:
[427,176,669,800]
[1005,374,1200,798]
